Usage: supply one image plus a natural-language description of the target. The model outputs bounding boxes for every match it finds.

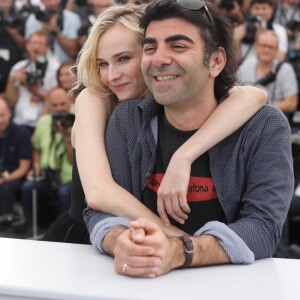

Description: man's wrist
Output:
[102,226,127,257]
[178,235,194,268]
[169,237,186,269]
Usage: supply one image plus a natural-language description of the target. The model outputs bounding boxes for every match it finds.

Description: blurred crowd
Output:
[0,0,300,257]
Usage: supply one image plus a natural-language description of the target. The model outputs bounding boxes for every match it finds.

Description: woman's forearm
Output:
[88,179,184,237]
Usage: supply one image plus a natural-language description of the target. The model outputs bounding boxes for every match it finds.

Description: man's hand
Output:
[42,14,59,33]
[114,218,185,278]
[26,83,44,100]
[0,176,5,186]
[11,68,27,85]
[54,121,72,138]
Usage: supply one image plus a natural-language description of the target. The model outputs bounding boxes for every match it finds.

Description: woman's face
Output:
[97,23,148,101]
[58,65,76,91]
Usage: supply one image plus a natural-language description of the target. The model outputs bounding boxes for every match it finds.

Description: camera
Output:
[0,11,24,28]
[34,8,57,23]
[77,23,90,37]
[26,72,40,86]
[52,112,75,131]
[286,20,300,32]
[242,15,262,45]
[26,55,48,86]
[289,50,300,61]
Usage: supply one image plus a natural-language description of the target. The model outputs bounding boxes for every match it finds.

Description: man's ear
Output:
[209,47,226,78]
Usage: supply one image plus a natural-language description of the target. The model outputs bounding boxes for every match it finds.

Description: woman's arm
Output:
[74,88,184,238]
[156,86,268,225]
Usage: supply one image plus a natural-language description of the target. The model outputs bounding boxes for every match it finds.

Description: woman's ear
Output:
[209,47,226,78]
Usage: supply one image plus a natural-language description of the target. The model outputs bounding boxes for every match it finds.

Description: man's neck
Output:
[164,95,218,131]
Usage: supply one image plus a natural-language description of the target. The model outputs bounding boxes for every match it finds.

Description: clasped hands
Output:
[114,218,184,278]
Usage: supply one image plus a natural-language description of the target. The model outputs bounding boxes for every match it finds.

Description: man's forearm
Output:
[4,77,18,107]
[103,227,127,256]
[190,235,230,267]
[56,34,78,57]
[83,207,131,254]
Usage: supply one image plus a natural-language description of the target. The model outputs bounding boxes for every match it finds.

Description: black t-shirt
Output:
[0,123,32,173]
[143,109,225,234]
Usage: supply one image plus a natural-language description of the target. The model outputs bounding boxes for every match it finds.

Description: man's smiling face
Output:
[141,17,210,108]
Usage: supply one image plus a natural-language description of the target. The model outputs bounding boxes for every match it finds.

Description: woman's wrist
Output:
[173,144,199,166]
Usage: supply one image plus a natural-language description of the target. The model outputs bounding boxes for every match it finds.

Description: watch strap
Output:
[178,235,193,268]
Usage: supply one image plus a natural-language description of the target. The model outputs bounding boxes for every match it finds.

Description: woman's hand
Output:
[157,153,191,225]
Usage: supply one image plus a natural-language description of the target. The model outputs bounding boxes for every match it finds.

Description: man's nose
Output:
[151,45,172,67]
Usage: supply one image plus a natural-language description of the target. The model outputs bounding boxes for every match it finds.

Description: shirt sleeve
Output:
[194,221,255,264]
[62,11,81,39]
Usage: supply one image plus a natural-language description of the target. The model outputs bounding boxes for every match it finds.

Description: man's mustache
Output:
[147,65,184,76]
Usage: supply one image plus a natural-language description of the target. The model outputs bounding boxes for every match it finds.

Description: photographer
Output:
[76,0,113,49]
[238,30,298,114]
[0,0,26,94]
[0,97,31,225]
[19,87,73,231]
[25,0,81,63]
[4,30,59,134]
[234,0,288,65]
[273,0,300,49]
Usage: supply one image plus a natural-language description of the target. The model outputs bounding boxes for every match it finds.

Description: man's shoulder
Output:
[238,56,257,71]
[63,9,81,20]
[11,59,28,71]
[113,96,156,119]
[8,123,30,139]
[277,61,296,74]
[35,114,52,129]
[272,22,287,35]
[213,105,290,153]
[246,105,290,132]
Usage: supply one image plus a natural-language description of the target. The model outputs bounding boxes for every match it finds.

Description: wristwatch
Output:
[178,235,193,268]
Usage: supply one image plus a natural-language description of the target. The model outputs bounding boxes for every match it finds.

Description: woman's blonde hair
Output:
[74,4,146,97]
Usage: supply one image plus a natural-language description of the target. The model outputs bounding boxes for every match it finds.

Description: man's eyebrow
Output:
[165,34,194,44]
[143,35,194,46]
[142,37,156,46]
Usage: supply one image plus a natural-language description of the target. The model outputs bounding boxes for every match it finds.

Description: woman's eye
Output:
[98,62,108,68]
[119,56,130,62]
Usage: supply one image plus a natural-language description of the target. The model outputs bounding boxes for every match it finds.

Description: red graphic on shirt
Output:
[146,173,217,202]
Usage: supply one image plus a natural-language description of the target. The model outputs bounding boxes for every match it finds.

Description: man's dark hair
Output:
[139,0,237,101]
[250,0,273,7]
